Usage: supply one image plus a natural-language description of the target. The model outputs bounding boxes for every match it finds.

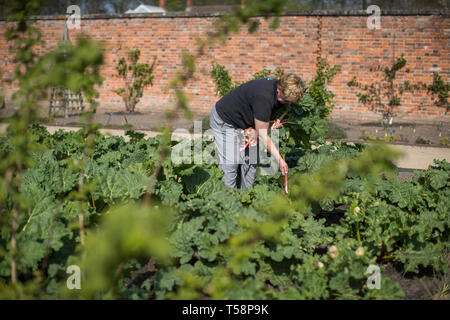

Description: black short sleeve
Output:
[252,95,273,123]
[215,78,278,129]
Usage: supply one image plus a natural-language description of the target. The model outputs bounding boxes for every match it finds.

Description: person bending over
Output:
[209,73,305,189]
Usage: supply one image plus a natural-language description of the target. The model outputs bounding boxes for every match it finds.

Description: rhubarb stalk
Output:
[284,173,288,194]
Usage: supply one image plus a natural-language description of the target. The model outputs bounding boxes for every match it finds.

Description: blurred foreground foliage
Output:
[0,0,448,300]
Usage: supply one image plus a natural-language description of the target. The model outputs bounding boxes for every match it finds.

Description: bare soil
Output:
[383,262,449,300]
[333,120,450,147]
[40,111,198,131]
[397,168,420,181]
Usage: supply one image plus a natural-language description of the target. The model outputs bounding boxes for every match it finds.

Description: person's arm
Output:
[254,118,288,176]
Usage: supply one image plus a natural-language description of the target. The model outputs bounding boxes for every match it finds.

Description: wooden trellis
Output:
[48,21,85,118]
[48,86,84,118]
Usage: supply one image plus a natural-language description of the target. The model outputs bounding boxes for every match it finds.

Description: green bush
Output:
[416,136,431,145]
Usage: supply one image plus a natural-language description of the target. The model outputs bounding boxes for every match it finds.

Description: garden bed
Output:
[332,120,449,147]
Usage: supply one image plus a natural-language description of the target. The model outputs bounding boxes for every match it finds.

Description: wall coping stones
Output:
[0,9,449,21]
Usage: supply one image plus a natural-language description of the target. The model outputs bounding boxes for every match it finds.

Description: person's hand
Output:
[271,119,283,130]
[279,157,288,176]
[246,128,256,142]
[243,127,257,146]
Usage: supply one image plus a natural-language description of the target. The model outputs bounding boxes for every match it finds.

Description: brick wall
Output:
[0,11,449,123]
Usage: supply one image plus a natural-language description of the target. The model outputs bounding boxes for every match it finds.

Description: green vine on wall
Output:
[308,57,341,119]
[348,55,449,127]
[426,72,450,109]
[347,55,410,126]
[210,62,241,97]
[114,49,157,113]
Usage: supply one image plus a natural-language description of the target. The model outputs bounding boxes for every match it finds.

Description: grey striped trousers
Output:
[209,104,257,190]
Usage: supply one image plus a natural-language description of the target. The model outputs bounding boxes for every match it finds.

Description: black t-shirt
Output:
[215,78,281,129]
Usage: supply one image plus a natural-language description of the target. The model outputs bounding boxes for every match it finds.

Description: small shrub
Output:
[416,136,431,145]
[360,130,409,143]
[360,129,377,141]
[114,48,157,113]
[440,137,449,146]
[382,134,397,143]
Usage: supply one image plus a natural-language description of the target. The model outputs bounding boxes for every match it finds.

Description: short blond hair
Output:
[278,73,305,104]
